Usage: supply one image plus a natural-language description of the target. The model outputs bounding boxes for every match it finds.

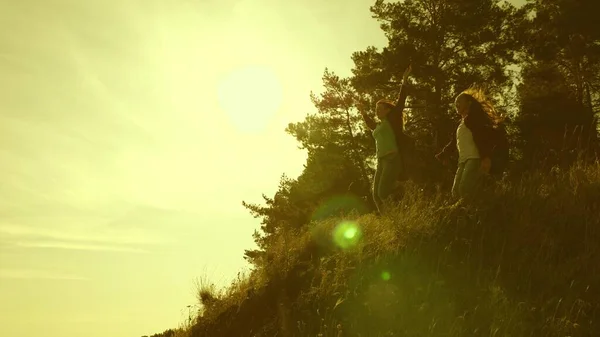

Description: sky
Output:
[0,1,524,337]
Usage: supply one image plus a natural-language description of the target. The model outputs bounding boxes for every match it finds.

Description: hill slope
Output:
[158,162,600,337]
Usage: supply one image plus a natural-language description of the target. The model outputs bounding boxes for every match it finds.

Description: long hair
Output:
[377,99,404,131]
[458,86,503,128]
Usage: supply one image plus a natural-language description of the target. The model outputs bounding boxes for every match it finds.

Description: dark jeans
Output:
[373,152,403,213]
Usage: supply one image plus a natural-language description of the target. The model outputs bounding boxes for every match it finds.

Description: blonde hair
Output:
[457,85,503,125]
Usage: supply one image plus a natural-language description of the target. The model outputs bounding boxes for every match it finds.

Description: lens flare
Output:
[381,271,391,281]
[333,221,361,249]
[217,64,282,134]
[344,227,358,239]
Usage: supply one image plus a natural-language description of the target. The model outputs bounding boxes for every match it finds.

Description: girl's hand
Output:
[481,157,491,174]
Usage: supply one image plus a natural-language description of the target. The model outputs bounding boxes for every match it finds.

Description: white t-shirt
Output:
[457,120,480,163]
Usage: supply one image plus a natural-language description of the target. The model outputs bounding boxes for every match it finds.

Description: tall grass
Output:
[173,161,600,337]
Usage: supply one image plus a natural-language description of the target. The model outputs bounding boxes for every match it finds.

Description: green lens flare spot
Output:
[344,227,358,239]
[381,271,391,281]
[333,221,361,249]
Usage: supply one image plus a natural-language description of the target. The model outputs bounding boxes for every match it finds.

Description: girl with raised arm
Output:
[358,65,412,214]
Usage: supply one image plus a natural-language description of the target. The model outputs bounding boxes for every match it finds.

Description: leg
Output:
[373,158,384,213]
[451,162,466,200]
[458,158,482,201]
[376,153,403,211]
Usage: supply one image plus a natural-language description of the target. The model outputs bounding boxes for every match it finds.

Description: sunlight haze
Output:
[0,0,525,336]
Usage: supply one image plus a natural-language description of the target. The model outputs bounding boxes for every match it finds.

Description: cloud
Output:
[0,222,155,254]
[0,269,88,281]
[0,202,202,247]
[103,204,206,229]
[0,222,166,246]
[0,203,198,255]
[14,240,149,254]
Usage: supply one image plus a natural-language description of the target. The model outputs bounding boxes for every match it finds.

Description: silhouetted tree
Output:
[243,0,527,268]
[353,0,524,147]
[514,0,600,167]
[243,70,395,266]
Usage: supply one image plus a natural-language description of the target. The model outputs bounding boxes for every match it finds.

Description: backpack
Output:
[490,124,509,176]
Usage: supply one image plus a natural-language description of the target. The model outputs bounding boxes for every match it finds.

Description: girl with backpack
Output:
[358,65,412,213]
[435,87,507,202]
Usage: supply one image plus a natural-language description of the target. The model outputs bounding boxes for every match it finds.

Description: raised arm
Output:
[359,109,377,131]
[392,64,412,113]
[355,98,377,131]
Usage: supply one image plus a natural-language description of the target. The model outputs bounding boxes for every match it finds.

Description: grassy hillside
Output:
[153,161,600,337]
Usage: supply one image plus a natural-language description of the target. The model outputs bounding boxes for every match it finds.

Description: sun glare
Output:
[217,65,283,133]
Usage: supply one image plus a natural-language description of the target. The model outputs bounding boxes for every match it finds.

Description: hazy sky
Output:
[0,1,524,337]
